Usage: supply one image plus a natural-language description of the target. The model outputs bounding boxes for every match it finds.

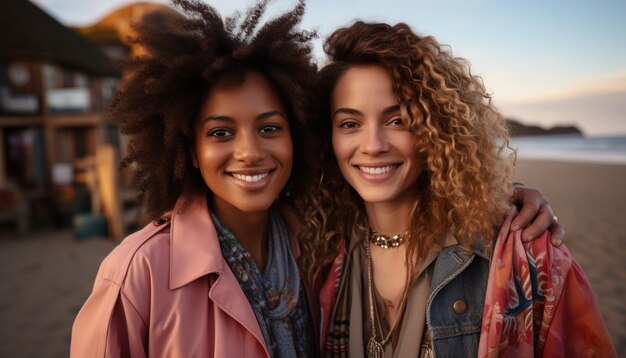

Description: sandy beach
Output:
[0,158,624,356]
[514,159,626,354]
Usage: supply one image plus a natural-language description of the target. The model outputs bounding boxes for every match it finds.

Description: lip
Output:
[352,163,400,182]
[227,169,275,190]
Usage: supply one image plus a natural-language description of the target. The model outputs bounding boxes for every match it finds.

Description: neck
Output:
[364,196,414,237]
[212,198,270,271]
[363,193,418,327]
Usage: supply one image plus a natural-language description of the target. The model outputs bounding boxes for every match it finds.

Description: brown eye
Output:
[259,124,281,134]
[339,120,359,129]
[390,117,403,126]
[208,128,233,138]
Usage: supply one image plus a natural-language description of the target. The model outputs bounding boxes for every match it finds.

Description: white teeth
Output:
[359,165,396,175]
[232,172,269,182]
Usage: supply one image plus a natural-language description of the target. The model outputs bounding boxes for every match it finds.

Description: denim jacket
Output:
[320,241,490,358]
[427,245,490,357]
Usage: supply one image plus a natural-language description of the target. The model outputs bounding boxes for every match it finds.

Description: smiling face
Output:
[193,72,292,215]
[331,65,424,206]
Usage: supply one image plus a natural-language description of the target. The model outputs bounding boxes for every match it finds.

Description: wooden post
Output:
[96,144,123,241]
[40,62,55,193]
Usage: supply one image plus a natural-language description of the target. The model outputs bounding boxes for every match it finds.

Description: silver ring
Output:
[552,215,558,223]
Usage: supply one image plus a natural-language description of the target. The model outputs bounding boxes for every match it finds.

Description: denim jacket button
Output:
[452,300,467,314]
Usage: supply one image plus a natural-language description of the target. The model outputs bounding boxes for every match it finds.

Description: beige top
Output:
[348,233,457,358]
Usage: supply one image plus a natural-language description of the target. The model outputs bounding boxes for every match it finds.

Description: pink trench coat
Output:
[70,195,319,357]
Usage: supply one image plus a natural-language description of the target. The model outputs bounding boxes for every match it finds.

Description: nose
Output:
[233,132,264,163]
[361,125,390,155]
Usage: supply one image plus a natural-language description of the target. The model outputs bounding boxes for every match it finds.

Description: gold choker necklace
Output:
[368,228,406,249]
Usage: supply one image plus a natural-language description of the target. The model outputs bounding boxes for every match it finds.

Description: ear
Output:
[191,146,199,168]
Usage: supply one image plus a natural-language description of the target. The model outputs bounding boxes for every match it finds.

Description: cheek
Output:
[196,142,226,175]
[398,133,418,156]
[268,134,294,181]
[404,141,425,176]
[331,132,346,161]
[332,132,358,169]
[278,136,293,169]
[194,141,208,169]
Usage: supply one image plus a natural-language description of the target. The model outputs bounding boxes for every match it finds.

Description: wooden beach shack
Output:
[0,0,137,240]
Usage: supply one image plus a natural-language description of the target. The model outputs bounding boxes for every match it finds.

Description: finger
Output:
[549,222,565,247]
[510,186,543,231]
[510,197,541,231]
[520,205,554,242]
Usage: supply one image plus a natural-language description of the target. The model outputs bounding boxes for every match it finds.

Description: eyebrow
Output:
[332,104,401,119]
[381,104,401,117]
[332,108,361,118]
[201,110,286,124]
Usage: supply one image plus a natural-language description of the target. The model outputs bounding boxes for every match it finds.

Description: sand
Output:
[514,159,626,354]
[0,230,116,357]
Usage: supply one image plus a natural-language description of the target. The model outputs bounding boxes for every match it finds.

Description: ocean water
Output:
[509,134,626,164]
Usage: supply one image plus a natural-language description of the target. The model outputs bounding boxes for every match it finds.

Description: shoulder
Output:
[97,216,172,286]
[71,217,172,358]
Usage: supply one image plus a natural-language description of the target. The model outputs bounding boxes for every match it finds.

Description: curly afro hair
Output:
[112,0,318,219]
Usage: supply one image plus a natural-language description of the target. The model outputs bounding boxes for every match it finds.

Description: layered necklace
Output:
[364,233,411,358]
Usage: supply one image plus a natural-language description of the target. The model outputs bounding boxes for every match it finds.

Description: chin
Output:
[233,200,275,214]
[354,192,396,205]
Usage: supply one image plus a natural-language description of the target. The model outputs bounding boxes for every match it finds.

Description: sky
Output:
[31,0,626,135]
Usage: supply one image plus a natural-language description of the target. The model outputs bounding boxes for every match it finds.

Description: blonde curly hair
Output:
[298,21,515,279]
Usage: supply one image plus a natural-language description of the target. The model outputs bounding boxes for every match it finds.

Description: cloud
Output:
[514,71,626,102]
[548,71,626,100]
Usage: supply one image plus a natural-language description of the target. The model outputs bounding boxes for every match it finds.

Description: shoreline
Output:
[510,133,626,165]
[514,152,626,165]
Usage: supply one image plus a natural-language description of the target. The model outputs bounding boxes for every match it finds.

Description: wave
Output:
[510,134,626,164]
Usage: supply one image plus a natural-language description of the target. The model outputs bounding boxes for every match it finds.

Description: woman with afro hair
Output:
[71,0,319,356]
[302,21,615,357]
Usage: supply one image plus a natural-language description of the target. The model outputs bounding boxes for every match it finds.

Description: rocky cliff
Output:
[506,118,583,137]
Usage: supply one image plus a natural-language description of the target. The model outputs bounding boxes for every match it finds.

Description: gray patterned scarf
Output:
[211,208,312,357]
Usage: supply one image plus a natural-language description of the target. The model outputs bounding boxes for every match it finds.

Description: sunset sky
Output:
[31,0,626,135]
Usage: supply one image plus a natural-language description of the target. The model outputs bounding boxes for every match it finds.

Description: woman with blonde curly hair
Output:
[301,21,614,357]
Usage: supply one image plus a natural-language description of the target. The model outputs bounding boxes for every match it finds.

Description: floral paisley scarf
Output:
[211,208,312,358]
[479,207,616,357]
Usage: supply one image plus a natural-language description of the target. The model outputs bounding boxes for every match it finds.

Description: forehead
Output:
[331,65,396,110]
[199,72,285,119]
